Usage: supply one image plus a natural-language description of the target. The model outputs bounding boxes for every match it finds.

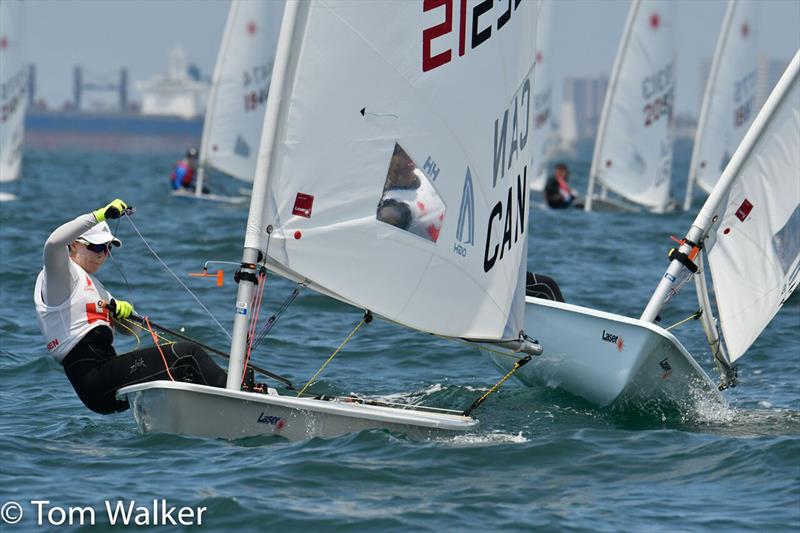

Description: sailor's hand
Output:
[110,298,134,320]
[93,199,129,222]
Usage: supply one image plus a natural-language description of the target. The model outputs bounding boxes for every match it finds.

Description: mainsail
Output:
[703,51,800,362]
[585,0,675,212]
[529,0,553,192]
[195,0,284,192]
[684,0,759,210]
[243,0,537,343]
[0,0,26,183]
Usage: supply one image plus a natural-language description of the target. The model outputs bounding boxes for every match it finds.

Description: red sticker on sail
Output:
[735,199,753,221]
[292,193,314,218]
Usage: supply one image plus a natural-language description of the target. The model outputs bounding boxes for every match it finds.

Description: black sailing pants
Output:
[61,326,227,414]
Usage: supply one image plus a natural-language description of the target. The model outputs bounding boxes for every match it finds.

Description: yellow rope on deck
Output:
[297,313,369,397]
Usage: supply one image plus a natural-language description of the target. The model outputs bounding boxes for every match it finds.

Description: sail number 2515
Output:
[422,0,524,72]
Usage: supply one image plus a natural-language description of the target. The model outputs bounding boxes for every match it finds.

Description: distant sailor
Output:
[544,162,583,209]
[170,147,199,191]
[33,199,232,414]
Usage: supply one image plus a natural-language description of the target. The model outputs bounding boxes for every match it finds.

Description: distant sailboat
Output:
[585,0,676,213]
[529,0,554,192]
[488,51,799,408]
[683,0,759,211]
[119,0,540,440]
[177,0,284,203]
[0,0,26,202]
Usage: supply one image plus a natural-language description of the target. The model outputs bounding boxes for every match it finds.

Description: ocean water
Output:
[1,147,798,532]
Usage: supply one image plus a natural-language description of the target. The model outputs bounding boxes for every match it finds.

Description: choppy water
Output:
[1,148,798,531]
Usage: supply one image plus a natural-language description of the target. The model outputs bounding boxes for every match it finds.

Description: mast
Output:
[683,0,736,211]
[585,0,640,212]
[195,0,240,197]
[641,51,800,325]
[225,0,304,390]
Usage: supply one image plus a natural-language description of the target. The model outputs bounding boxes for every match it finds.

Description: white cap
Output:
[78,221,122,247]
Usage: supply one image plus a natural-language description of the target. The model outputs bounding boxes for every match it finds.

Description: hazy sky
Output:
[21,0,800,113]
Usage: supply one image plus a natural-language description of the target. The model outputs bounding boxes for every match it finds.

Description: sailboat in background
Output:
[584,0,676,213]
[119,0,540,440]
[529,0,554,192]
[683,0,759,211]
[0,0,27,202]
[488,51,799,409]
[174,0,284,204]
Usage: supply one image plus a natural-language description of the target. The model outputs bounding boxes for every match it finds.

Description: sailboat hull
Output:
[585,196,641,213]
[170,188,249,204]
[117,381,476,441]
[484,297,721,409]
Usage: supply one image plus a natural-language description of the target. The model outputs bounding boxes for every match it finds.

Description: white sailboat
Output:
[683,0,759,211]
[529,0,554,192]
[119,0,541,440]
[488,51,799,409]
[175,0,284,204]
[584,0,676,213]
[0,0,26,202]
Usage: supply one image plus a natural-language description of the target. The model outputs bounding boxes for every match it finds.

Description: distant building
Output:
[136,46,208,119]
[756,55,789,109]
[674,113,697,140]
[697,58,712,112]
[697,55,789,113]
[558,76,608,155]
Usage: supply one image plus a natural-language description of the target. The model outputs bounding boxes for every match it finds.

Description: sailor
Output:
[170,147,199,190]
[33,199,231,414]
[377,144,445,242]
[544,162,583,209]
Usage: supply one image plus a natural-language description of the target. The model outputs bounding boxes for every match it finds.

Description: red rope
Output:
[144,316,175,381]
[240,270,267,386]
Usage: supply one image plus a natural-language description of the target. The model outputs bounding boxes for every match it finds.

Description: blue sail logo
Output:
[454,167,474,257]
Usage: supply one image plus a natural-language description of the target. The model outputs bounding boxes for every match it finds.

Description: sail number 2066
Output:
[422,0,525,72]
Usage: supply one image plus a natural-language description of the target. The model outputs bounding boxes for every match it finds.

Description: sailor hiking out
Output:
[33,199,231,414]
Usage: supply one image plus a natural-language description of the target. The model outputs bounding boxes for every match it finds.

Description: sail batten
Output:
[246,0,538,340]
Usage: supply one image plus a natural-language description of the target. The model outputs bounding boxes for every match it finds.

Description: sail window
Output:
[376,143,446,242]
[773,205,800,277]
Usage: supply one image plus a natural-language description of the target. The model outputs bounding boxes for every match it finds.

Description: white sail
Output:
[247,0,538,341]
[684,0,759,210]
[529,0,553,192]
[197,0,284,188]
[705,51,800,363]
[0,0,26,183]
[586,0,675,212]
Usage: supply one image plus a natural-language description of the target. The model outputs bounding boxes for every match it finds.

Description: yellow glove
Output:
[93,199,129,222]
[110,298,134,320]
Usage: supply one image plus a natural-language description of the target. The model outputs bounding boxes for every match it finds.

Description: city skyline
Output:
[20,0,800,114]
